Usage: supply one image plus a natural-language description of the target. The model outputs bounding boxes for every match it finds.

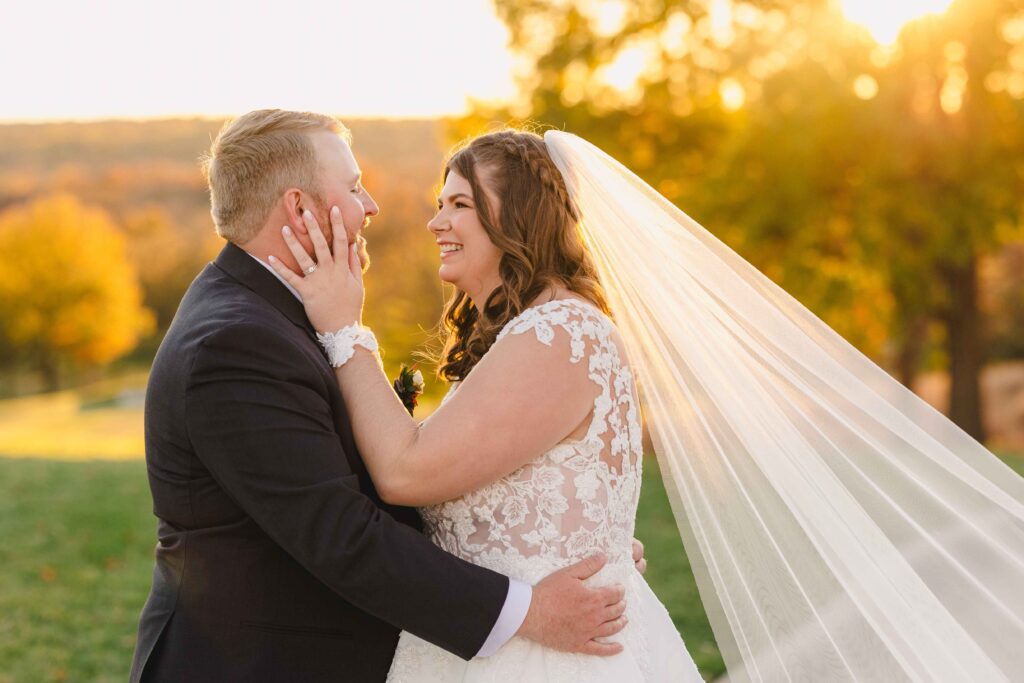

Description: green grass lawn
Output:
[2,452,1022,682]
[0,455,724,682]
[0,459,156,683]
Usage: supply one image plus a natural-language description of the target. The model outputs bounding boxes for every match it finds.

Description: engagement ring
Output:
[305,264,318,275]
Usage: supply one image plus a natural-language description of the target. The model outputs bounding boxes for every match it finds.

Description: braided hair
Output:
[436,129,610,382]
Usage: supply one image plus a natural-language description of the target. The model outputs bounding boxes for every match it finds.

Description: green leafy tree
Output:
[460,0,1024,440]
[455,0,893,353]
[859,0,1024,438]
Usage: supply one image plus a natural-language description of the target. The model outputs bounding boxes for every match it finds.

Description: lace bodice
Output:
[419,298,644,584]
[388,299,700,682]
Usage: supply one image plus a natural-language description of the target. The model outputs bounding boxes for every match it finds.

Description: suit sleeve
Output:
[183,322,508,659]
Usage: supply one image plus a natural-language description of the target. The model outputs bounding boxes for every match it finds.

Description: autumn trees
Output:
[0,195,153,390]
[459,0,1024,440]
[0,119,450,395]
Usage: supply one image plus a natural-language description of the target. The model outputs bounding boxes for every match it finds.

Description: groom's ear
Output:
[282,189,309,235]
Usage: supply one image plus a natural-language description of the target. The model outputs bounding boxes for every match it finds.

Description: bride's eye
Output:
[455,201,470,209]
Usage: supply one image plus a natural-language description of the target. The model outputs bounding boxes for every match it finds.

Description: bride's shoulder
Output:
[496,291,615,358]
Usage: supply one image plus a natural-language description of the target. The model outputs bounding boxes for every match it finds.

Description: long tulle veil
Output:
[543,130,1024,682]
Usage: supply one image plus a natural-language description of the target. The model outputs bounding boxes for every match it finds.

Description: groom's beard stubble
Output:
[323,227,369,272]
[355,234,370,273]
[314,207,370,272]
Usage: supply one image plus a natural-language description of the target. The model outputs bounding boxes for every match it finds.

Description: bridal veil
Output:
[544,130,1024,682]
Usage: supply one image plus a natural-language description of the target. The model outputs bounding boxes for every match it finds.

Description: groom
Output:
[129,109,633,682]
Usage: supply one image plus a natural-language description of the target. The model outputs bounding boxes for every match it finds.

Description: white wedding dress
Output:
[386,298,704,682]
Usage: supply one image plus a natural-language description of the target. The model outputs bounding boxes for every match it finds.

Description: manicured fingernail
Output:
[303,209,313,219]
[331,206,339,217]
[282,225,291,235]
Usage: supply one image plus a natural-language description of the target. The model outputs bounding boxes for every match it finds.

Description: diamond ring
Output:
[305,263,318,275]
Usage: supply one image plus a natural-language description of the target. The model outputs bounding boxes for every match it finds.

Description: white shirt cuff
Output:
[475,579,532,657]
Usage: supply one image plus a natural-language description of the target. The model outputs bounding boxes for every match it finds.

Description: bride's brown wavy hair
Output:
[437,129,610,381]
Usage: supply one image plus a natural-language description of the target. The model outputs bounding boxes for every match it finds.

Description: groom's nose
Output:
[363,192,379,218]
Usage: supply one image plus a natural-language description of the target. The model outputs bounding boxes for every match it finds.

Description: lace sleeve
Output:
[496,298,641,471]
[496,299,596,363]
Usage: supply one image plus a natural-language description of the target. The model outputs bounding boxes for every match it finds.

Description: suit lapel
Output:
[211,242,373,472]
[213,242,325,352]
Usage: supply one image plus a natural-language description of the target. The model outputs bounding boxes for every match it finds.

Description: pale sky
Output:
[1,0,518,122]
[2,0,959,122]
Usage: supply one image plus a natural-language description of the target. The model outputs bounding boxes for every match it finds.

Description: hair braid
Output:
[490,133,578,221]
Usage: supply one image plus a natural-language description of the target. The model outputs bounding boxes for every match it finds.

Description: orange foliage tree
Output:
[0,194,153,389]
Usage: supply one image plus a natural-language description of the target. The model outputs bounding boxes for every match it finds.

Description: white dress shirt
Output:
[248,252,532,656]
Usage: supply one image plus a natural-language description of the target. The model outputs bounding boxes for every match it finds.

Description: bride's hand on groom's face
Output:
[516,553,628,657]
[269,206,365,333]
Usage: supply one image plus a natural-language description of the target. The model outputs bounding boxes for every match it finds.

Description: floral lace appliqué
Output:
[385,299,698,683]
[419,299,644,578]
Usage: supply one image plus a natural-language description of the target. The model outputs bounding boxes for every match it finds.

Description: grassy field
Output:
[0,377,1021,682]
[0,459,156,683]
[0,374,147,461]
[0,455,725,682]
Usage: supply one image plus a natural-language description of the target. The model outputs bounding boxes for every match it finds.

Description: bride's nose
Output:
[427,212,449,234]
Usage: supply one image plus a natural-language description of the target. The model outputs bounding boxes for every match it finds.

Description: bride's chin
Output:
[438,267,459,286]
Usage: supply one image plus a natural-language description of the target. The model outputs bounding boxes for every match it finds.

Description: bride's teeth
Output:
[440,244,463,253]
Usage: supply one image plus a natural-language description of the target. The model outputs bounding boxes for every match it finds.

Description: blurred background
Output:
[1,0,1023,680]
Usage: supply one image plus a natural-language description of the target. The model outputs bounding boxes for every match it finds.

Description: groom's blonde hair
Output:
[201,109,351,243]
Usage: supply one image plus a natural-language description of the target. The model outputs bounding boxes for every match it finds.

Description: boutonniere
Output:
[393,363,425,415]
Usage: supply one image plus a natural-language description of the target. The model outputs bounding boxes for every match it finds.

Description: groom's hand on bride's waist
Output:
[632,538,647,575]
[515,553,628,656]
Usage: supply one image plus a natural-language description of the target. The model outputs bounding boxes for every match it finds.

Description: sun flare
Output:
[840,0,955,44]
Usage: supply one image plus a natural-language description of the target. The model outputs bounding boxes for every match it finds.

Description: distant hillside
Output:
[0,117,457,375]
[0,117,445,171]
[0,115,449,249]
[0,118,446,224]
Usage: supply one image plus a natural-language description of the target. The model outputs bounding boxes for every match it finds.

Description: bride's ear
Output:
[281,189,308,235]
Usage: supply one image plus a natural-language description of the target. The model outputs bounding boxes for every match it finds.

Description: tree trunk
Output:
[895,313,928,389]
[38,351,60,393]
[941,258,986,441]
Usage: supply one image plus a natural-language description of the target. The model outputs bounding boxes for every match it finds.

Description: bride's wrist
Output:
[316,323,378,368]
[312,312,361,334]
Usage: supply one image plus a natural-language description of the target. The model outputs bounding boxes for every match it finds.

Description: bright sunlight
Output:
[840,0,956,44]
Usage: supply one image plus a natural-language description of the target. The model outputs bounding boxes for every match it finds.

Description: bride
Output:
[272,129,1024,682]
[272,129,703,680]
